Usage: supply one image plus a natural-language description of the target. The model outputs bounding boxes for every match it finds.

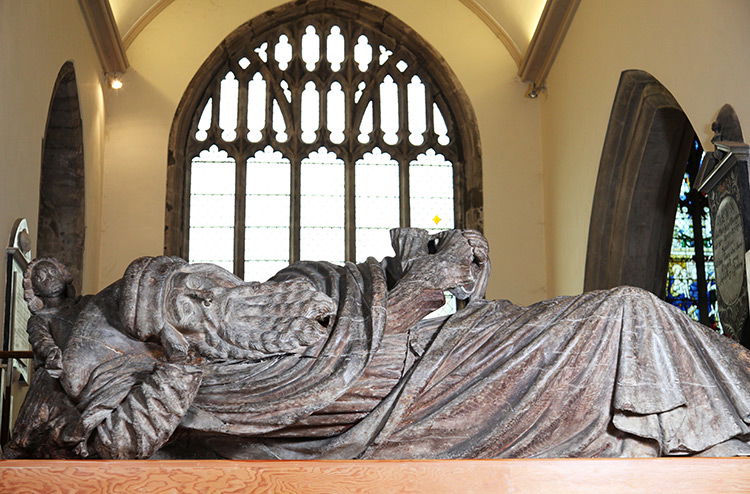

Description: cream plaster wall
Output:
[100,0,547,304]
[0,1,105,314]
[541,0,750,297]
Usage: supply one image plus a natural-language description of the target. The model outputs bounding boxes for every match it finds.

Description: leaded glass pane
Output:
[245,146,291,282]
[300,147,345,264]
[355,148,399,262]
[189,146,235,273]
[410,149,454,231]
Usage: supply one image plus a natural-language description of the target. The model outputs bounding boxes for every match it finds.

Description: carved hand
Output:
[400,229,488,296]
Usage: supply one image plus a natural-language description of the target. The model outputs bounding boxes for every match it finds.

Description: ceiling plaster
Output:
[108,0,546,64]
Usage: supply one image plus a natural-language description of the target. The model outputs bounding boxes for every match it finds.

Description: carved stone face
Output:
[163,268,337,358]
[31,260,67,298]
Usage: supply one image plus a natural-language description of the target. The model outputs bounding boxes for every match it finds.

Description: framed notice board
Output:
[1,218,33,442]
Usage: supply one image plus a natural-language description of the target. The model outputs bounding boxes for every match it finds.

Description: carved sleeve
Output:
[27,315,63,376]
[70,356,203,459]
[90,362,203,459]
[384,228,490,334]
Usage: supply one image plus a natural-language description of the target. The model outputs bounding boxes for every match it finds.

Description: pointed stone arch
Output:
[584,70,696,296]
[37,61,85,292]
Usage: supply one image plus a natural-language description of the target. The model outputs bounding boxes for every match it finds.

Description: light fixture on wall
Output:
[526,82,545,99]
[106,72,123,90]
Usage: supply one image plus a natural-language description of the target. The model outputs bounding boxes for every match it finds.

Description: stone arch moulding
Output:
[584,70,695,296]
[38,61,85,292]
[164,0,483,260]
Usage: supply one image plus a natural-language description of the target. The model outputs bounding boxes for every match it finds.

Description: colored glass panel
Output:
[665,140,720,331]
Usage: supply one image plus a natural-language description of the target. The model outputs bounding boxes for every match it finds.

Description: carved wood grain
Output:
[1,458,749,493]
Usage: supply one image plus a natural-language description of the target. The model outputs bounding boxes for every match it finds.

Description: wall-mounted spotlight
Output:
[106,72,123,90]
[526,82,545,99]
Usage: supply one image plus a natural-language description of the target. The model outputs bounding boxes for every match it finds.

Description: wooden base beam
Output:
[1,458,749,493]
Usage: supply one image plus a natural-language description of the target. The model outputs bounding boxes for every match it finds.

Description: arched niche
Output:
[37,61,85,292]
[710,104,744,142]
[585,70,696,296]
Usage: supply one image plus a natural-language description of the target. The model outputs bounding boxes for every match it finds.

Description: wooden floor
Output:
[1,458,749,493]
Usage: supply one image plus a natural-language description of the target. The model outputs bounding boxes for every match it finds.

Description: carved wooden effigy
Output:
[3,228,750,462]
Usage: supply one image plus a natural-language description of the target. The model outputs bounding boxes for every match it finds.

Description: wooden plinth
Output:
[1,458,749,493]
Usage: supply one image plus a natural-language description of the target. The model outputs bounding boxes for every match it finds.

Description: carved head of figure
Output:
[119,257,337,361]
[23,257,75,313]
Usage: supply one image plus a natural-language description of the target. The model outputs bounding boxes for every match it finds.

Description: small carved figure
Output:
[4,229,750,459]
[23,258,78,378]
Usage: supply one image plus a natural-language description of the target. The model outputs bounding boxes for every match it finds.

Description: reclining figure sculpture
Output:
[5,229,750,459]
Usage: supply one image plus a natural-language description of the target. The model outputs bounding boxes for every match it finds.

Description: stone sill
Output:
[1,458,748,493]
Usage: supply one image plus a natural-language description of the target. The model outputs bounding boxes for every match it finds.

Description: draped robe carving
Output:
[5,229,750,459]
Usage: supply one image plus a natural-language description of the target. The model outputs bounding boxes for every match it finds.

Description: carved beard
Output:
[166,278,337,360]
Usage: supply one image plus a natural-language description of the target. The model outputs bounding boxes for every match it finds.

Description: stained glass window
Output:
[175,5,482,319]
[665,138,721,330]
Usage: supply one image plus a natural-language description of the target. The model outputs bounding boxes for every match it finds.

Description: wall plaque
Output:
[1,218,33,443]
[697,137,750,346]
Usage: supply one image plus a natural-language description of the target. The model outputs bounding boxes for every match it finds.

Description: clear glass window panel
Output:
[245,149,291,277]
[356,228,394,262]
[356,196,400,228]
[301,195,344,227]
[409,160,453,198]
[246,152,290,194]
[189,149,235,266]
[246,150,290,228]
[245,226,290,263]
[300,227,345,264]
[410,197,454,230]
[301,149,345,262]
[355,150,399,227]
[190,150,235,194]
[196,98,212,141]
[301,151,345,228]
[245,260,290,283]
[189,226,234,266]
[246,195,290,227]
[219,72,238,140]
[190,195,235,227]
[409,152,454,230]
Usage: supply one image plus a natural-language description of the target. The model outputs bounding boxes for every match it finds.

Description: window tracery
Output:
[166,1,482,296]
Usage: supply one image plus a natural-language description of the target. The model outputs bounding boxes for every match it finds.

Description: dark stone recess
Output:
[585,70,694,297]
[37,62,85,293]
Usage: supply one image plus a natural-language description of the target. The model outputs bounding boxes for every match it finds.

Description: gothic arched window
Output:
[166,0,482,287]
[665,137,720,329]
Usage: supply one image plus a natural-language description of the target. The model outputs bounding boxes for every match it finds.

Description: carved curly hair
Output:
[23,257,74,313]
